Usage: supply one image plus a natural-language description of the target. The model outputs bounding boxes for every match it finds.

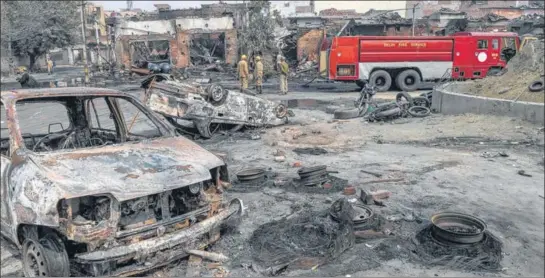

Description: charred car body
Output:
[0,88,243,276]
[141,74,290,138]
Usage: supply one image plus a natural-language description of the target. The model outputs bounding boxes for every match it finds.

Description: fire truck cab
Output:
[321,32,520,92]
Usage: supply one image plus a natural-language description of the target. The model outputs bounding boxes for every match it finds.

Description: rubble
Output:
[509,13,544,37]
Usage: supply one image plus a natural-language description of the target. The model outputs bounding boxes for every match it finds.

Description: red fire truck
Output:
[320,32,520,92]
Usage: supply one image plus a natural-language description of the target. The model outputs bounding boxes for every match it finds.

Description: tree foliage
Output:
[237,0,276,57]
[4,1,81,69]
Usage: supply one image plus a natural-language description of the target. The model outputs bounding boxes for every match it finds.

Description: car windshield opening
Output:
[15,96,164,153]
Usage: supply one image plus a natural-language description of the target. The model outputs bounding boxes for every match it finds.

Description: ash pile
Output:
[249,203,356,271]
[248,193,504,275]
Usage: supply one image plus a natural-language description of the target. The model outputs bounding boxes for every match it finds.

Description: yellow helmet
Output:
[255,56,261,61]
[241,55,247,60]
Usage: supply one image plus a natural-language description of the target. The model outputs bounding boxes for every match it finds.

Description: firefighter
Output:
[254,56,263,94]
[279,56,289,95]
[237,54,249,92]
[46,57,54,75]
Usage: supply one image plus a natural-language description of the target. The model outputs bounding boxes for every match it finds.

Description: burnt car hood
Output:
[29,137,224,201]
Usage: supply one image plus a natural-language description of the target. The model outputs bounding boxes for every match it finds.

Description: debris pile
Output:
[250,208,355,270]
[461,39,545,102]
[411,225,503,271]
[509,13,545,37]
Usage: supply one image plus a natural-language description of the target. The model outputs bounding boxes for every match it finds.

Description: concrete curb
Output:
[432,84,545,124]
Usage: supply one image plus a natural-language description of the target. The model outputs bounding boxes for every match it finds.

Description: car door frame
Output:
[0,99,15,240]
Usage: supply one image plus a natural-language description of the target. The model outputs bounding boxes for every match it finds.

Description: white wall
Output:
[119,20,175,36]
[271,1,311,17]
[175,16,234,31]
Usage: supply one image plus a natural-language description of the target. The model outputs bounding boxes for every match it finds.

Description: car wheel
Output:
[369,70,392,92]
[23,234,70,277]
[333,108,360,120]
[396,69,421,92]
[275,104,288,119]
[207,84,228,106]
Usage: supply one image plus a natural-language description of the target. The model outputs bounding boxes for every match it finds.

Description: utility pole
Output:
[412,2,420,37]
[94,18,102,70]
[80,0,89,84]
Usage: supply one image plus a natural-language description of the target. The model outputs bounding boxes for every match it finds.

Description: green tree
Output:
[4,1,81,70]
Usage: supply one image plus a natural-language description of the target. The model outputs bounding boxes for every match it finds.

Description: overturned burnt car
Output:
[0,88,243,276]
[141,74,291,138]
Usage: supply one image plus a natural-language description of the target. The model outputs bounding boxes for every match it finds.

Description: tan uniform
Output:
[237,60,249,91]
[255,61,263,93]
[47,59,53,75]
[279,61,289,94]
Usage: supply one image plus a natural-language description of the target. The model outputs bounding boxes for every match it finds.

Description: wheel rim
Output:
[405,76,415,85]
[24,242,48,277]
[376,77,385,86]
[275,104,288,118]
[211,86,223,101]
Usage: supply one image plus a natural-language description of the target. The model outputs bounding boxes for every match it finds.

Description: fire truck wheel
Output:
[528,80,544,92]
[396,69,421,92]
[369,70,392,92]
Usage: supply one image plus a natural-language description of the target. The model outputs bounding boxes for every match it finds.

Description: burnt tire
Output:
[333,108,360,120]
[528,80,544,92]
[412,96,431,108]
[207,84,228,106]
[396,91,413,107]
[396,69,421,92]
[408,106,431,117]
[369,70,392,92]
[22,234,70,277]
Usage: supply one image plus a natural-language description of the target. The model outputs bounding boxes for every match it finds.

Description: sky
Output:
[92,0,408,17]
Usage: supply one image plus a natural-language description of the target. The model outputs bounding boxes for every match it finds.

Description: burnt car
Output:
[0,88,243,276]
[141,74,291,138]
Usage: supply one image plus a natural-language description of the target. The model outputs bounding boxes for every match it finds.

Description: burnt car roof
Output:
[1,87,130,102]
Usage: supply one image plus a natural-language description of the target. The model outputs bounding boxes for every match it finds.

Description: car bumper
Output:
[74,198,244,276]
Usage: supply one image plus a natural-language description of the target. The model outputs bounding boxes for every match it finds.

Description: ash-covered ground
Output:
[155,94,544,277]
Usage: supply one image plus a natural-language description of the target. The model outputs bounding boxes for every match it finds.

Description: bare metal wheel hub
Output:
[210,85,224,102]
[275,104,288,118]
[430,212,487,245]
